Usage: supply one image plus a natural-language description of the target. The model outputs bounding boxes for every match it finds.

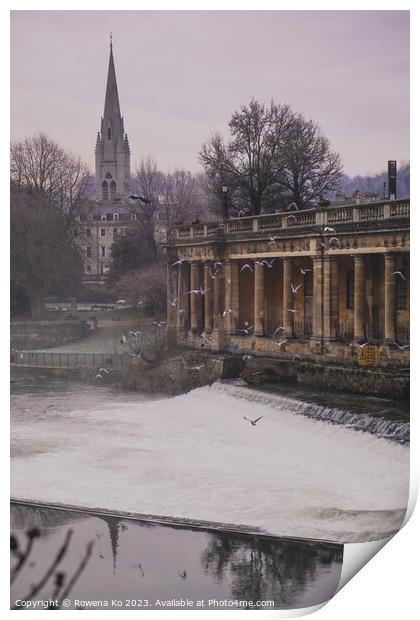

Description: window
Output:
[108,127,112,140]
[113,228,118,239]
[101,246,106,258]
[397,276,408,310]
[304,272,313,297]
[346,270,354,309]
[86,228,91,237]
[101,214,107,221]
[87,264,91,273]
[102,181,108,201]
[100,228,106,237]
[86,246,92,258]
[110,180,117,201]
[113,213,119,221]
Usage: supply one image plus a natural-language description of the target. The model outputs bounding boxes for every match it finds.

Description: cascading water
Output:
[210,381,410,445]
[11,373,409,543]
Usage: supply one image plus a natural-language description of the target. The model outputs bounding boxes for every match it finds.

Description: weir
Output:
[211,382,410,445]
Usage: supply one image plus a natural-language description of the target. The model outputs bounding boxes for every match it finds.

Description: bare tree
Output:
[10,133,91,220]
[118,320,168,367]
[114,261,167,316]
[277,114,342,207]
[199,99,293,215]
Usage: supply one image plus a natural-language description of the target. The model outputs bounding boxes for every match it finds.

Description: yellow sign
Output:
[358,345,379,367]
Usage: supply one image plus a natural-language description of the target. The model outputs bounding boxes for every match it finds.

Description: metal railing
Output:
[11,351,134,370]
[170,199,410,241]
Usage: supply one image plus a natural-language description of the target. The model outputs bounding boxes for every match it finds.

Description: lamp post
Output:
[221,184,228,219]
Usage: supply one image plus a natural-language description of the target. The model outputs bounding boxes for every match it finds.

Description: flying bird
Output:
[299,267,311,275]
[391,271,406,280]
[274,339,288,348]
[238,325,253,334]
[171,258,188,267]
[153,320,167,328]
[393,342,410,351]
[168,297,178,306]
[240,264,253,272]
[99,368,110,375]
[272,325,285,337]
[116,299,127,305]
[287,202,299,211]
[291,283,302,294]
[328,237,341,247]
[243,415,264,426]
[222,308,236,317]
[178,570,187,579]
[242,354,253,360]
[287,308,297,314]
[213,261,224,269]
[324,226,336,233]
[354,341,369,349]
[184,363,205,371]
[210,269,220,279]
[267,234,280,245]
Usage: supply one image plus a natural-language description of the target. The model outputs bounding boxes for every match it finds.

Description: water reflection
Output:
[11,503,343,610]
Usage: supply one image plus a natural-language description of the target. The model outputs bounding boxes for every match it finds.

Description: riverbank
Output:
[12,349,409,400]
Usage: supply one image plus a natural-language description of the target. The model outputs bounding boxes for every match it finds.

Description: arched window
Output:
[346,270,354,309]
[102,180,108,201]
[108,127,112,140]
[110,180,117,201]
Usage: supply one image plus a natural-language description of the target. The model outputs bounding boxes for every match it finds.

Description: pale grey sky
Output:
[10,10,409,177]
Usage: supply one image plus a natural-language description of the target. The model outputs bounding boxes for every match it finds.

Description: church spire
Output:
[104,34,121,117]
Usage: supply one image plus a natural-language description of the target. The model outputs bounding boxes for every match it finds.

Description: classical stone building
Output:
[165,199,410,367]
[75,40,135,284]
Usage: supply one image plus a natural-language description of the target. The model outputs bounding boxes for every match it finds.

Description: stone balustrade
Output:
[170,199,409,241]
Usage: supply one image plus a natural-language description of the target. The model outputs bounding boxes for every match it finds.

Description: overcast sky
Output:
[10,10,409,177]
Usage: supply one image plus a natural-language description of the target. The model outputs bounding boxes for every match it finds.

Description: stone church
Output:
[75,40,135,283]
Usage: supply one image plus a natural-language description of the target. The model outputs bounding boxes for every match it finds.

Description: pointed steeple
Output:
[104,34,121,117]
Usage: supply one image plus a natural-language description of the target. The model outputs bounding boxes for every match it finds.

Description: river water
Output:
[10,371,409,608]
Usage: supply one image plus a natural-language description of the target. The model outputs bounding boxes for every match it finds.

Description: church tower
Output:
[95,37,130,203]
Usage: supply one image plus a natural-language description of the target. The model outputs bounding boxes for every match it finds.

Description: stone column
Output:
[254,260,265,336]
[166,263,178,341]
[204,263,214,333]
[224,261,239,333]
[323,257,339,340]
[384,253,397,342]
[213,264,225,331]
[177,262,189,330]
[354,255,366,341]
[311,256,323,341]
[190,262,200,333]
[283,258,294,337]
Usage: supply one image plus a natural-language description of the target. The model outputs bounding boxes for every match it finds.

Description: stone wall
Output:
[10,319,95,350]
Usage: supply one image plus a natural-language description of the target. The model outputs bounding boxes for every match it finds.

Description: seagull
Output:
[393,342,410,351]
[179,308,186,314]
[391,271,406,280]
[243,415,263,426]
[261,259,276,268]
[272,325,285,337]
[287,308,297,314]
[324,226,336,233]
[210,269,220,279]
[291,283,302,294]
[238,325,253,334]
[171,258,188,267]
[99,368,110,375]
[287,202,299,211]
[274,339,288,348]
[42,404,53,414]
[168,297,178,306]
[240,264,253,272]
[95,373,104,381]
[328,237,341,248]
[116,299,127,305]
[213,261,224,269]
[222,308,236,317]
[137,300,143,306]
[267,234,280,245]
[292,353,301,361]
[299,267,311,274]
[153,320,167,328]
[242,354,253,360]
[178,570,187,579]
[354,341,369,349]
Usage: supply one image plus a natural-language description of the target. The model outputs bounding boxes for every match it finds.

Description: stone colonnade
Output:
[168,253,403,344]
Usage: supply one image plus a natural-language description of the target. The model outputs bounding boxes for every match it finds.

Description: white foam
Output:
[11,381,409,543]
